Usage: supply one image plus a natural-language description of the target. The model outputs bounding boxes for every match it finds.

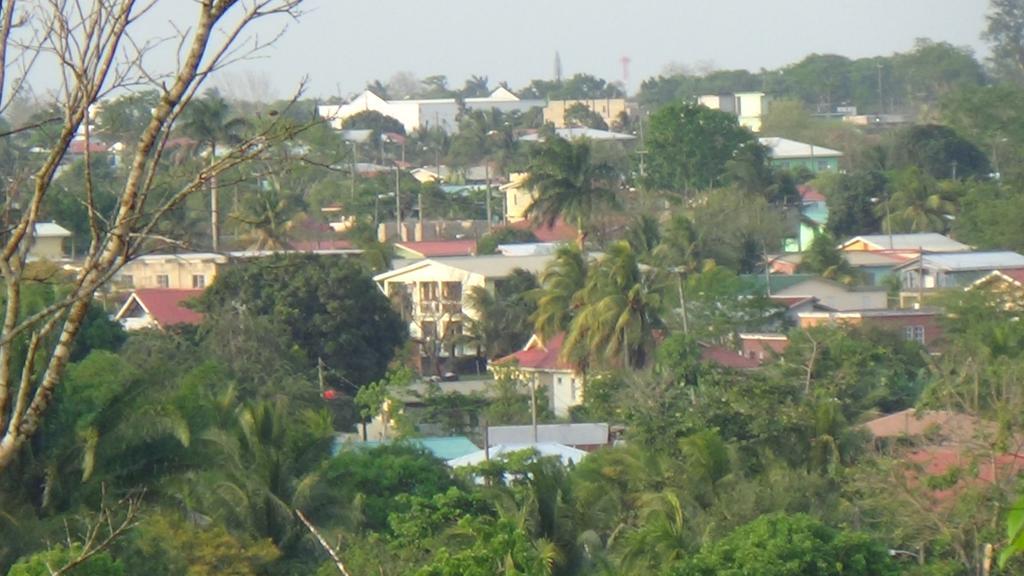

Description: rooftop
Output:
[896,251,1024,272]
[759,137,842,159]
[116,288,204,328]
[519,127,637,142]
[840,233,970,253]
[394,239,477,258]
[494,333,572,372]
[487,423,609,447]
[375,253,555,282]
[33,222,72,238]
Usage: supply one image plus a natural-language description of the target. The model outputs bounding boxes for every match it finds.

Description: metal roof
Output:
[519,127,636,142]
[840,233,970,252]
[898,251,1024,272]
[33,222,72,238]
[758,137,842,159]
[374,254,555,282]
[487,423,609,447]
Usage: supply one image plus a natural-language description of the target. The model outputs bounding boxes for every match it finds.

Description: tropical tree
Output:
[532,245,589,340]
[799,232,857,284]
[525,136,619,249]
[181,89,249,250]
[880,168,957,233]
[564,242,665,370]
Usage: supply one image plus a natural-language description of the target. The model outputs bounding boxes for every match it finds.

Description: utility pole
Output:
[394,165,401,241]
[485,163,492,231]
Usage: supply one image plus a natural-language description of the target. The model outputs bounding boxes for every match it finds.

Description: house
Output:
[748,274,889,311]
[797,308,943,352]
[699,343,762,370]
[543,98,629,128]
[28,222,72,261]
[839,233,970,256]
[896,251,1024,307]
[966,268,1024,308]
[114,288,203,331]
[116,252,229,290]
[374,255,555,366]
[486,423,611,451]
[782,185,830,252]
[448,442,589,470]
[862,409,998,448]
[759,137,842,173]
[500,172,533,223]
[738,333,790,364]
[493,333,581,418]
[768,251,903,286]
[317,87,542,134]
[698,92,766,132]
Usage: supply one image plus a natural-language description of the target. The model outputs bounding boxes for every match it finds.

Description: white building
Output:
[698,92,766,132]
[318,87,542,134]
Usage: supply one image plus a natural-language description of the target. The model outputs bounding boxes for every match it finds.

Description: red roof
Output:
[996,268,1024,285]
[68,140,109,154]
[396,239,477,258]
[699,344,761,370]
[507,218,578,243]
[903,447,1024,504]
[131,289,204,327]
[799,184,826,203]
[495,333,573,371]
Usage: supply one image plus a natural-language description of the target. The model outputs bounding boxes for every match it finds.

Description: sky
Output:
[26,0,995,102]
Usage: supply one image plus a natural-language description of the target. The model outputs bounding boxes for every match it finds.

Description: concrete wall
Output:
[118,256,225,289]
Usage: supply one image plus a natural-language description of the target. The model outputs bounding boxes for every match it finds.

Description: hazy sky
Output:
[182,0,991,100]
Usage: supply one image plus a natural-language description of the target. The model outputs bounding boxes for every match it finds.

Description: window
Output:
[156,274,169,288]
[192,274,206,289]
[419,282,439,302]
[817,160,831,171]
[904,325,926,344]
[570,379,578,401]
[441,281,462,302]
[421,321,437,340]
[121,274,134,287]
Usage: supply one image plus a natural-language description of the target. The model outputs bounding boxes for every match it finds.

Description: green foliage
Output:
[888,124,991,181]
[475,228,538,255]
[562,103,608,130]
[462,268,539,360]
[8,544,123,576]
[670,513,898,576]
[524,136,618,247]
[691,188,788,272]
[799,231,858,283]
[341,109,406,136]
[821,170,885,239]
[199,254,406,388]
[953,180,1024,251]
[984,0,1024,84]
[321,444,454,531]
[645,102,755,194]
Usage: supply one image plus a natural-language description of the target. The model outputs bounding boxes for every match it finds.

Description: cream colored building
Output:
[29,222,72,261]
[698,92,766,132]
[373,255,554,359]
[500,173,534,223]
[116,252,229,290]
[543,98,628,128]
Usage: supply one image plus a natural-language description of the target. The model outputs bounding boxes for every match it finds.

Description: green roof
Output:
[332,435,480,461]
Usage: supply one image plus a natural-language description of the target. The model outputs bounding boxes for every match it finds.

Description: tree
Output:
[670,513,898,576]
[645,102,755,194]
[880,168,957,233]
[532,245,588,340]
[821,171,886,239]
[563,103,608,130]
[198,254,406,390]
[462,269,539,360]
[888,124,991,181]
[180,89,249,250]
[524,136,618,249]
[0,0,307,473]
[564,242,665,370]
[799,232,857,283]
[985,0,1024,83]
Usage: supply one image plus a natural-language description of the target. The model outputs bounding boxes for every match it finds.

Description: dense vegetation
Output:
[7,2,1024,574]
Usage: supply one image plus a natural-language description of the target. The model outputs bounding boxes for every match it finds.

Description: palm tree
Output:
[525,136,619,249]
[653,214,703,335]
[232,167,303,250]
[532,244,588,340]
[565,242,665,370]
[880,167,957,233]
[180,89,248,250]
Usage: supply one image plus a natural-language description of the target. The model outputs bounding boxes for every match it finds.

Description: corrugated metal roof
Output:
[759,137,842,159]
[907,251,1024,271]
[487,423,609,447]
[33,222,72,238]
[841,233,969,252]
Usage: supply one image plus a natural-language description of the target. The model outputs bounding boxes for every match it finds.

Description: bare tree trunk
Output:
[0,0,308,472]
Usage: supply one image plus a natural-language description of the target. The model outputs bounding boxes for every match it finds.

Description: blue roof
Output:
[332,435,480,461]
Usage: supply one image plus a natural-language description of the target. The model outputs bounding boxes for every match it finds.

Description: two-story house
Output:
[116,252,229,290]
[373,255,554,370]
[896,251,1024,307]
